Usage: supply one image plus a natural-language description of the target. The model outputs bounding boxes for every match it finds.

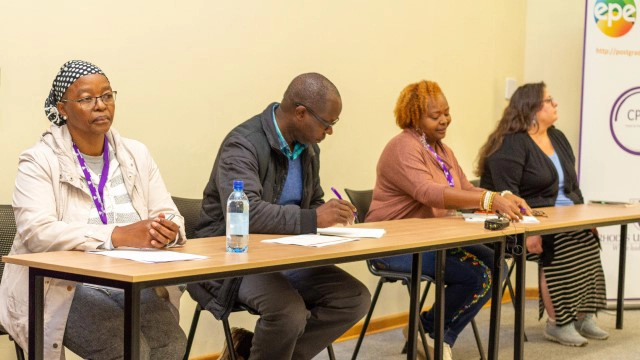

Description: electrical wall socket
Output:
[505,77,517,100]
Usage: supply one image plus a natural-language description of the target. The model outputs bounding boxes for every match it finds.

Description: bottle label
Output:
[228,213,249,235]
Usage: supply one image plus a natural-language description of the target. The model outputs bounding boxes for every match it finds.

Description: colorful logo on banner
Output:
[594,0,637,37]
[610,87,640,155]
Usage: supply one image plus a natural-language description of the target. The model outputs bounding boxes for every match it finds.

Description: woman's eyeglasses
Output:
[61,91,117,110]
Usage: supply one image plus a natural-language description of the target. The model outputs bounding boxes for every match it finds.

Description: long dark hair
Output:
[475,82,546,176]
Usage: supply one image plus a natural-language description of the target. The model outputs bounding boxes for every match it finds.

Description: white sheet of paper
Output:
[88,249,208,263]
[462,213,540,224]
[317,227,386,238]
[262,234,358,247]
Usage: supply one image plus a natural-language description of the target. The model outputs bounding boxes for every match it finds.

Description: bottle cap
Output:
[233,180,244,191]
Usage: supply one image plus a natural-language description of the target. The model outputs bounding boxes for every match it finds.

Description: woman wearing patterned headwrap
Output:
[0,60,187,359]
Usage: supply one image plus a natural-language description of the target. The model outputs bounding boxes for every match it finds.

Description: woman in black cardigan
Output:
[476,82,608,347]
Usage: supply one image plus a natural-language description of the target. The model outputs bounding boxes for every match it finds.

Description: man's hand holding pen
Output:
[317,199,358,227]
[316,186,359,228]
[330,187,359,223]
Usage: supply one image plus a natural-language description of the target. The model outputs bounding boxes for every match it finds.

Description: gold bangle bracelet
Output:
[488,191,497,211]
[479,190,488,210]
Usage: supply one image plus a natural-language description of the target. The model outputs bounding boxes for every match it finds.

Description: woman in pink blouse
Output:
[367,80,530,360]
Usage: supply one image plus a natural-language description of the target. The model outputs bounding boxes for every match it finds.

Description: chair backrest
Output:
[342,190,433,281]
[0,205,17,283]
[343,189,373,224]
[0,206,49,358]
[172,197,202,239]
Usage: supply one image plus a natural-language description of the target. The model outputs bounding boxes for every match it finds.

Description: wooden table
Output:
[3,217,517,360]
[510,204,640,360]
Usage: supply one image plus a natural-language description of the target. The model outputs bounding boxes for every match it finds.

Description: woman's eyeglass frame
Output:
[61,91,117,109]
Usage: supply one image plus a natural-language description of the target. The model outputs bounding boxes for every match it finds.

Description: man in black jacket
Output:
[188,73,370,360]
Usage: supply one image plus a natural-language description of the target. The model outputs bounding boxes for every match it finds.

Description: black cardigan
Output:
[480,127,585,264]
[480,127,583,207]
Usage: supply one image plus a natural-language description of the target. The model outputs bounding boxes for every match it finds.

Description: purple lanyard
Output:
[417,134,455,188]
[72,136,110,224]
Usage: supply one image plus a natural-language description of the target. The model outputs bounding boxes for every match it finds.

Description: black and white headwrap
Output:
[44,60,107,126]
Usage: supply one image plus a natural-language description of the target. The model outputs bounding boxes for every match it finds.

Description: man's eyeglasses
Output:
[542,97,554,105]
[61,91,117,110]
[294,102,339,130]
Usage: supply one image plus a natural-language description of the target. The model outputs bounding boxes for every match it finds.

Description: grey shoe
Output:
[575,314,609,340]
[544,321,589,347]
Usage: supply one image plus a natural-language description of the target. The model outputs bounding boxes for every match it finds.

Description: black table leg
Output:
[408,253,422,360]
[124,283,142,359]
[617,224,627,329]
[488,238,505,360]
[513,234,526,360]
[28,268,44,360]
[433,250,445,360]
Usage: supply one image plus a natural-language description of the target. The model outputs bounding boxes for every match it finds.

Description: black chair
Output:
[175,197,335,360]
[0,205,26,360]
[344,189,486,360]
[186,302,336,360]
[171,196,203,240]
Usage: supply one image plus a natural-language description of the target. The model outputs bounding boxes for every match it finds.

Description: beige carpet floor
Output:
[314,300,640,359]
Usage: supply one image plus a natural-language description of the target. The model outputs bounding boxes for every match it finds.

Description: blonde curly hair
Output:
[394,80,443,129]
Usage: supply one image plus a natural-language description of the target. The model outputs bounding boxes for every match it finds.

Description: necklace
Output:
[416,131,454,188]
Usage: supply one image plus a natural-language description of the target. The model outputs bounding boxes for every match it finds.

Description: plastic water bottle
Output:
[226,180,249,253]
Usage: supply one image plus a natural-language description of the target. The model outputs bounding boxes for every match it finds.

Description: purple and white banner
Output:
[581,0,640,302]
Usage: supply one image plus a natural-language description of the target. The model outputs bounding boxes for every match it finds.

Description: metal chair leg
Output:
[222,318,237,360]
[402,281,432,359]
[503,260,528,342]
[501,260,516,297]
[327,344,336,360]
[400,308,432,360]
[183,304,202,360]
[406,277,486,359]
[15,343,25,360]
[420,281,432,308]
[351,279,385,359]
[418,319,432,360]
[506,277,528,342]
[471,319,486,360]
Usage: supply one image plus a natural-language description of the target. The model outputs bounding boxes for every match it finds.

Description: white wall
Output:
[524,0,585,149]
[0,1,592,358]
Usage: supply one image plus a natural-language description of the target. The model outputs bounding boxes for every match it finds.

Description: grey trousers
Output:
[236,265,371,360]
[63,284,187,360]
